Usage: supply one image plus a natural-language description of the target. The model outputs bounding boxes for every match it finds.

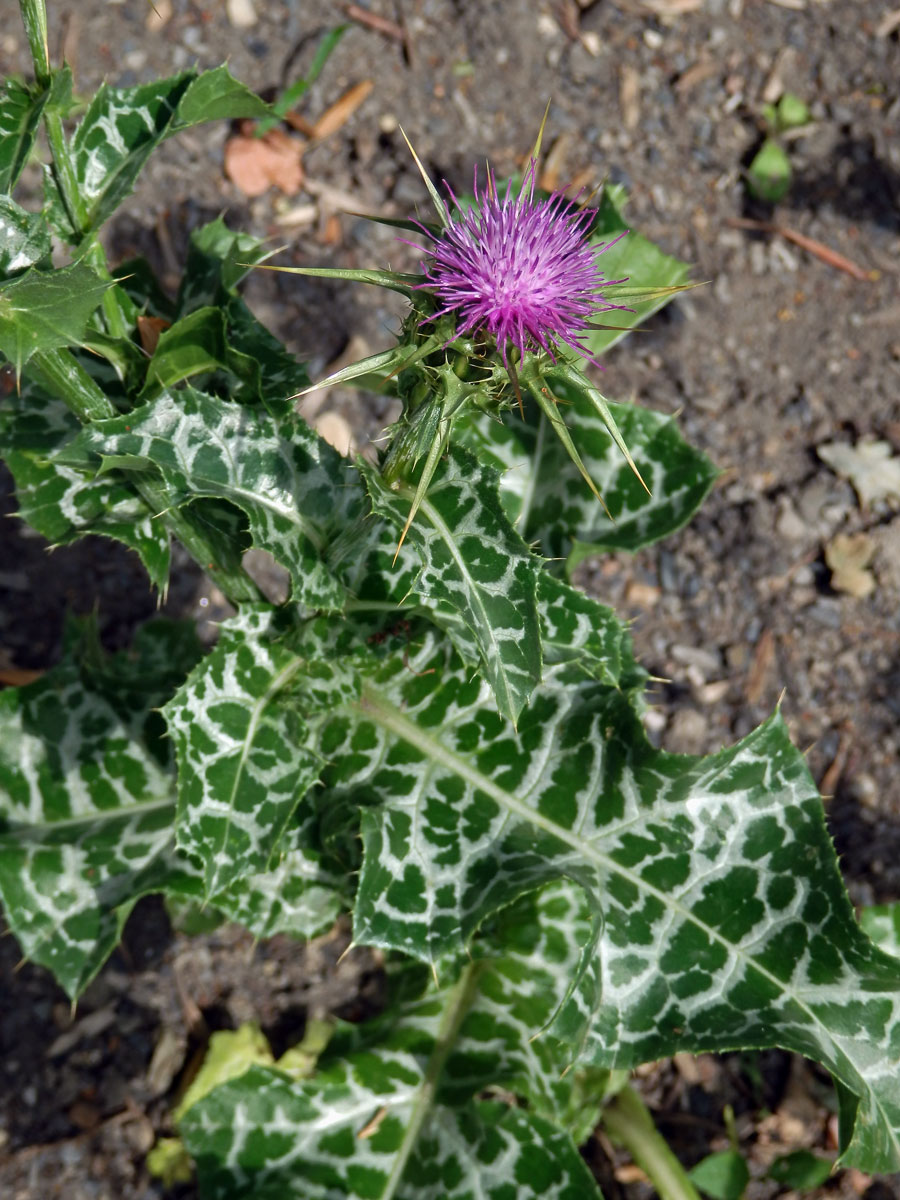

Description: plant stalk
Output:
[18,1,261,605]
[19,0,50,85]
[382,961,486,1198]
[602,1083,702,1200]
[20,0,130,335]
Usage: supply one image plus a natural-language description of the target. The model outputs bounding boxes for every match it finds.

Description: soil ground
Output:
[1,0,899,1196]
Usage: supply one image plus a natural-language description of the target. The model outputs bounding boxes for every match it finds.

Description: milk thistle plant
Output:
[1,3,900,1197]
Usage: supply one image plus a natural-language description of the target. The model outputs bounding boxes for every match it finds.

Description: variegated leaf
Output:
[0,196,50,276]
[861,905,900,960]
[182,1065,601,1200]
[180,948,603,1199]
[362,449,542,724]
[456,388,718,567]
[52,67,268,234]
[0,262,113,376]
[314,633,900,1170]
[585,184,693,357]
[537,572,640,688]
[176,216,273,313]
[57,387,366,610]
[208,845,344,941]
[0,77,45,194]
[0,619,203,997]
[163,608,359,898]
[0,382,171,589]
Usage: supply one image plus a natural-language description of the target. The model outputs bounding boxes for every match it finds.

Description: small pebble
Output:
[145,0,172,31]
[226,0,258,28]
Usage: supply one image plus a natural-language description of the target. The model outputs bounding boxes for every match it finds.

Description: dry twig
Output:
[727,217,877,281]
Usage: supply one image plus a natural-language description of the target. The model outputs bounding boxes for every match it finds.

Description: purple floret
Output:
[421,162,627,365]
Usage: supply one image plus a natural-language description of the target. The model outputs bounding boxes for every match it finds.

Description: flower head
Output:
[420,163,627,366]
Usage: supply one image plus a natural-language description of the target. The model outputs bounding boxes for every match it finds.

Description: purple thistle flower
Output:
[419,162,628,366]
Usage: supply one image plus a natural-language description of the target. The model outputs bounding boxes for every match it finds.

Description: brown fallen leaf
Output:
[818,439,900,508]
[137,315,170,356]
[312,80,374,141]
[0,666,44,687]
[825,532,876,599]
[224,124,304,197]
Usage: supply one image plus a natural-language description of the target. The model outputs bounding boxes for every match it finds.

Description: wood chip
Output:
[537,133,573,193]
[146,1027,188,1097]
[619,64,641,130]
[819,729,851,796]
[675,59,718,95]
[745,627,775,705]
[761,46,797,104]
[312,80,374,141]
[47,1005,117,1059]
[876,7,900,36]
[357,1106,389,1139]
[825,532,876,598]
[344,5,406,42]
[625,580,661,608]
[638,0,703,12]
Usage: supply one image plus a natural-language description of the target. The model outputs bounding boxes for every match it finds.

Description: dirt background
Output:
[1,0,899,1196]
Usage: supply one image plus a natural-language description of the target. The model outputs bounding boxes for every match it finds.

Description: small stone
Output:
[315,411,355,457]
[775,496,809,542]
[625,580,661,609]
[226,0,258,28]
[68,1100,101,1130]
[145,0,172,32]
[665,708,709,755]
[670,644,723,678]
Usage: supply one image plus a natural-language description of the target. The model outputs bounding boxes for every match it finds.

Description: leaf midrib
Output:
[359,679,896,1154]
[0,793,174,837]
[415,489,516,718]
[206,654,310,896]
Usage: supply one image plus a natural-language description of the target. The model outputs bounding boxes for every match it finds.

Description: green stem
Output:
[382,961,485,1198]
[20,0,129,335]
[30,348,117,422]
[18,2,260,604]
[42,109,128,337]
[602,1083,702,1200]
[19,0,50,85]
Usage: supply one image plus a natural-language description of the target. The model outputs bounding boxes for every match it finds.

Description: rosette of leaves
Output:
[2,8,900,1197]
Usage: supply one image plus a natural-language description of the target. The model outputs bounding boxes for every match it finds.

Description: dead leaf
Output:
[224,126,304,197]
[137,315,170,356]
[818,439,900,508]
[0,666,44,687]
[825,532,876,598]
